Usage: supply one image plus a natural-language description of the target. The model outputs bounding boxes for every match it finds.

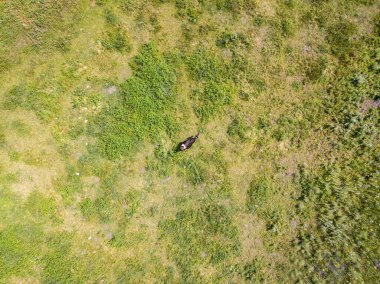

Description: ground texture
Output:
[0,0,379,283]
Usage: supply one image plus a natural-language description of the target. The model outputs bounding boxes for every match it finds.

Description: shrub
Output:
[291,35,380,282]
[175,0,203,23]
[104,9,119,26]
[0,224,45,280]
[179,158,206,185]
[41,233,76,284]
[253,15,267,27]
[186,46,240,121]
[80,198,97,220]
[242,258,265,282]
[57,167,83,205]
[214,0,256,15]
[11,120,31,136]
[305,57,327,81]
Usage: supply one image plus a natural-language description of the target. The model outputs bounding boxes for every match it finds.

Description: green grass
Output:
[94,43,179,159]
[0,0,379,283]
[159,202,240,282]
[3,84,61,122]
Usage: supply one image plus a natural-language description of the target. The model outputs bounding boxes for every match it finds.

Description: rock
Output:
[104,85,117,95]
[290,219,298,230]
[200,252,208,258]
[106,232,114,240]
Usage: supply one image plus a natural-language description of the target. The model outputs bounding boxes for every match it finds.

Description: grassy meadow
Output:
[0,0,379,283]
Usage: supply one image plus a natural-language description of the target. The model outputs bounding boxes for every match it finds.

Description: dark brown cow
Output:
[180,134,199,151]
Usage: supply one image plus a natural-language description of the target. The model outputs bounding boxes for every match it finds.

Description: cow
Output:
[179,134,199,151]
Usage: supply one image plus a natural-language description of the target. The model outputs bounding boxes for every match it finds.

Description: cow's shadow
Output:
[174,142,183,153]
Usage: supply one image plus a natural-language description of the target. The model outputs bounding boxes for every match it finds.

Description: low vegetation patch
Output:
[94,43,179,159]
[159,202,240,282]
[0,0,379,283]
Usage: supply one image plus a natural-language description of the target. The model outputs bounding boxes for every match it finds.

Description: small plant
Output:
[280,19,294,38]
[242,259,265,282]
[102,28,131,52]
[216,32,250,49]
[247,179,270,213]
[253,15,267,27]
[227,117,248,141]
